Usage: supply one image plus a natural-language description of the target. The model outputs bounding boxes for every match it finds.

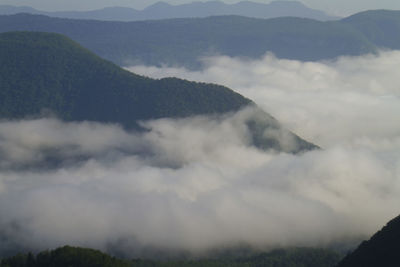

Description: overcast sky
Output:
[1,0,400,16]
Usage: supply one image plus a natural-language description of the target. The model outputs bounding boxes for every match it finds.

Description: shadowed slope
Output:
[337,214,400,267]
[0,31,249,127]
[0,31,316,153]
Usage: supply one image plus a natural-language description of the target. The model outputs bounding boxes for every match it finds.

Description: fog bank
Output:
[128,51,400,149]
[0,110,399,256]
[0,51,399,257]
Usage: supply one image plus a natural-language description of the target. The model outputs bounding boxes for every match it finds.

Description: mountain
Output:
[336,214,400,267]
[0,246,341,267]
[135,0,339,21]
[0,5,37,15]
[0,13,379,69]
[0,31,248,126]
[0,31,316,153]
[0,1,339,22]
[341,10,400,50]
[0,246,131,267]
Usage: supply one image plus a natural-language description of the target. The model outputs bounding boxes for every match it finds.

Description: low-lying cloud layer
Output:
[0,52,399,258]
[128,51,400,149]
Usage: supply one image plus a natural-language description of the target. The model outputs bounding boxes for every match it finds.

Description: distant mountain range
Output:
[337,214,400,267]
[2,11,400,68]
[0,31,316,153]
[0,1,339,22]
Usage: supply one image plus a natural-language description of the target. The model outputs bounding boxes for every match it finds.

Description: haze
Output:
[1,0,400,16]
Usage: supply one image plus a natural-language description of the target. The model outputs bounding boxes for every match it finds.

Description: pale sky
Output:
[1,0,400,16]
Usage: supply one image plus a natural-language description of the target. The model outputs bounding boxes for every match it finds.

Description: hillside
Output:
[0,32,249,126]
[0,246,341,267]
[336,215,400,267]
[0,31,316,153]
[0,1,338,21]
[0,14,378,68]
[0,246,131,267]
[340,10,400,49]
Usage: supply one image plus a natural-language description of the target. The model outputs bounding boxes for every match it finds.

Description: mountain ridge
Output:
[0,31,317,153]
[0,12,384,69]
[336,214,400,267]
[0,1,338,22]
[341,9,400,49]
[0,245,341,267]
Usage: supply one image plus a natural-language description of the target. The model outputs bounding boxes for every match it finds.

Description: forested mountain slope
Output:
[0,32,248,126]
[0,31,316,152]
[341,10,400,49]
[0,246,341,267]
[336,214,400,267]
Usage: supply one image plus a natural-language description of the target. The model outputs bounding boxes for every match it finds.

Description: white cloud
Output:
[1,51,400,257]
[0,110,399,256]
[127,51,400,149]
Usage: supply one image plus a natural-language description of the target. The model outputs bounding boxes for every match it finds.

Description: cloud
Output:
[0,119,138,167]
[0,51,400,258]
[127,51,400,149]
[0,111,399,257]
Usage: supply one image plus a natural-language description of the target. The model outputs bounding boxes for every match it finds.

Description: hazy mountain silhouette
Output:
[0,12,387,68]
[0,1,338,22]
[341,10,400,50]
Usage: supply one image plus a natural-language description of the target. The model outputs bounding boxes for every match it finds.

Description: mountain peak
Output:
[0,31,316,153]
[268,0,306,7]
[0,31,249,127]
[145,1,173,11]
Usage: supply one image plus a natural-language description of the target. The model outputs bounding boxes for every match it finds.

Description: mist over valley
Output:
[0,2,400,266]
